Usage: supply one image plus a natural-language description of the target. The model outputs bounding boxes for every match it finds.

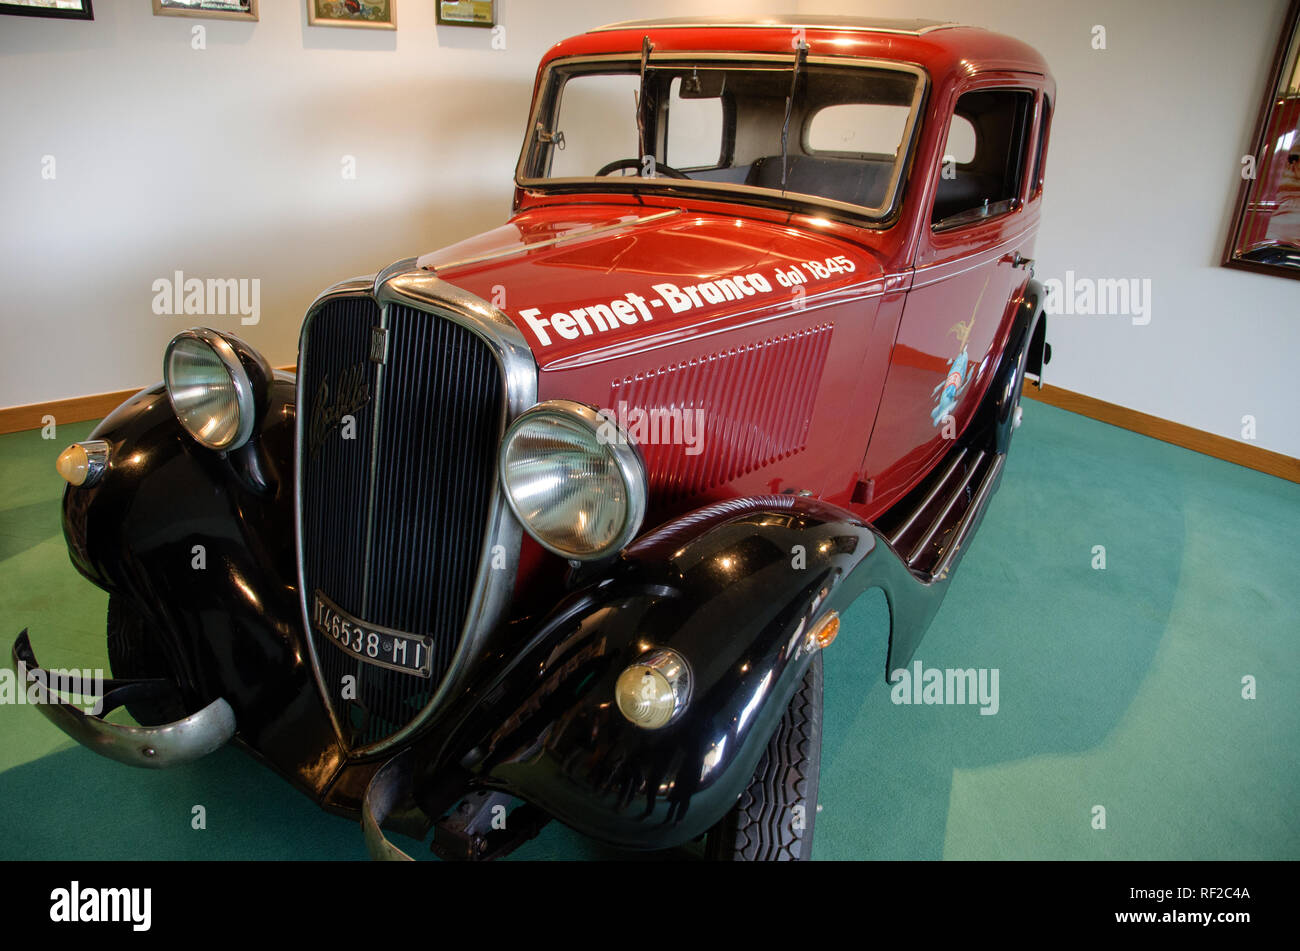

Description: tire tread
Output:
[707,652,823,861]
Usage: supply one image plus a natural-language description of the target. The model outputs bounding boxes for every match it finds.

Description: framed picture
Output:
[153,0,257,21]
[307,0,395,30]
[0,0,93,19]
[1223,0,1300,279]
[436,0,494,29]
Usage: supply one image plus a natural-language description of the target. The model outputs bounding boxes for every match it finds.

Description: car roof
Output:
[592,16,961,36]
[540,16,1051,83]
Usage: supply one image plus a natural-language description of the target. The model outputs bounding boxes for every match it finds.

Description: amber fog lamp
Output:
[499,400,647,561]
[163,328,258,451]
[56,440,110,487]
[614,649,692,729]
[807,611,840,651]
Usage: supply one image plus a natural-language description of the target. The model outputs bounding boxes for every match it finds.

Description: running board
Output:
[885,447,1006,580]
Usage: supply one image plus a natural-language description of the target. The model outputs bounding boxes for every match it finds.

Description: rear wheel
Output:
[106,596,187,726]
[704,652,823,861]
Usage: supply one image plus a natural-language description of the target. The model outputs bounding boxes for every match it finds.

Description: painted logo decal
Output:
[515,256,857,348]
[930,275,989,427]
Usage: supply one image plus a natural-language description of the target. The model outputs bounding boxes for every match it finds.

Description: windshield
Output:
[520,55,926,219]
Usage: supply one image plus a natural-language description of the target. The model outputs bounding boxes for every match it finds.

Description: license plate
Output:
[312,591,433,679]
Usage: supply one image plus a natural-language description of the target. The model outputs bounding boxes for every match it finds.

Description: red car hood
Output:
[416,204,887,371]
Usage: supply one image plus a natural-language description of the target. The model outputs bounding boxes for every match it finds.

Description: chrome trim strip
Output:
[428,209,681,273]
[293,279,373,749]
[77,439,111,487]
[357,287,391,646]
[887,447,968,548]
[910,226,1039,290]
[293,263,539,758]
[931,453,1005,581]
[516,53,928,224]
[908,450,986,566]
[12,632,236,770]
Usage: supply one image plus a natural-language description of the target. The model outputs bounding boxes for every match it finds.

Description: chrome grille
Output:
[298,294,504,748]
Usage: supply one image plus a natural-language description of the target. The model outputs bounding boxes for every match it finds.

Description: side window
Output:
[806,102,912,156]
[1030,95,1052,196]
[942,115,977,164]
[932,88,1035,229]
[666,77,725,169]
[548,73,641,179]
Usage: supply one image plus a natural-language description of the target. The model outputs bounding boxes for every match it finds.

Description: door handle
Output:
[1004,252,1035,273]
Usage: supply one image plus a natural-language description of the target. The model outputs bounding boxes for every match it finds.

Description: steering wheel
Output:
[595,158,689,179]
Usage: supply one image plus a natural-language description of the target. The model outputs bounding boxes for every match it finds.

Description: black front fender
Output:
[59,378,345,797]
[418,495,947,851]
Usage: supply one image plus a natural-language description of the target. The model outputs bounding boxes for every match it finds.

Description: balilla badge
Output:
[308,362,370,456]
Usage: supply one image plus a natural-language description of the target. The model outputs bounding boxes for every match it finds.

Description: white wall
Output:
[2,0,1298,458]
[0,0,758,404]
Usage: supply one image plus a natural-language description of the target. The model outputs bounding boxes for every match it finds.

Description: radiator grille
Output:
[299,296,503,748]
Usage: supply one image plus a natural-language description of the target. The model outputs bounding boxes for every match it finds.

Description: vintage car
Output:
[14,15,1054,861]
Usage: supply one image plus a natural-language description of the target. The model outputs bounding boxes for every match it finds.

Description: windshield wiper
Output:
[781,39,809,192]
[636,35,654,176]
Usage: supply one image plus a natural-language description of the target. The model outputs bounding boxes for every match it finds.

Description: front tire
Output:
[704,652,823,861]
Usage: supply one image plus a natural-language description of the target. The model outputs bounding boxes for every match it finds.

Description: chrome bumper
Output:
[11,630,236,769]
[361,752,416,861]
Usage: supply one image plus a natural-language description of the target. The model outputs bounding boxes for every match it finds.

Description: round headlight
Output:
[614,649,691,729]
[499,400,646,560]
[164,329,256,451]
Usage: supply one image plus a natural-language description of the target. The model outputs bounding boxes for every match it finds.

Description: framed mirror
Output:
[1223,0,1300,278]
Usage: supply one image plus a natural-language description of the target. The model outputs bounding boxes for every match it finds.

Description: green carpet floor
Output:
[0,402,1296,860]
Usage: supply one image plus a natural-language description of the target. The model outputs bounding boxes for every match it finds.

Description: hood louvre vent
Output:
[609,323,833,500]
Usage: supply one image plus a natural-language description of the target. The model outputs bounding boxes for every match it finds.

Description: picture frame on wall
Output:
[436,0,495,29]
[1223,0,1300,280]
[152,0,258,21]
[0,0,93,19]
[307,0,395,30]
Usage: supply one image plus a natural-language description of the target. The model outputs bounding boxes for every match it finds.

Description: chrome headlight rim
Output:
[498,399,647,562]
[163,327,257,452]
[614,647,693,730]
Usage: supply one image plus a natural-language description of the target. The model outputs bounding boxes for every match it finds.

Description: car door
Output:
[862,78,1045,513]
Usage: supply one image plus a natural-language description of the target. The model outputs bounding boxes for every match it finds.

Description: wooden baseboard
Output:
[1021,380,1300,483]
[0,367,297,437]
[0,387,144,436]
[4,372,1296,483]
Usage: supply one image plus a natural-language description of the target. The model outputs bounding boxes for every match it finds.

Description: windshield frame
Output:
[515,51,930,226]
